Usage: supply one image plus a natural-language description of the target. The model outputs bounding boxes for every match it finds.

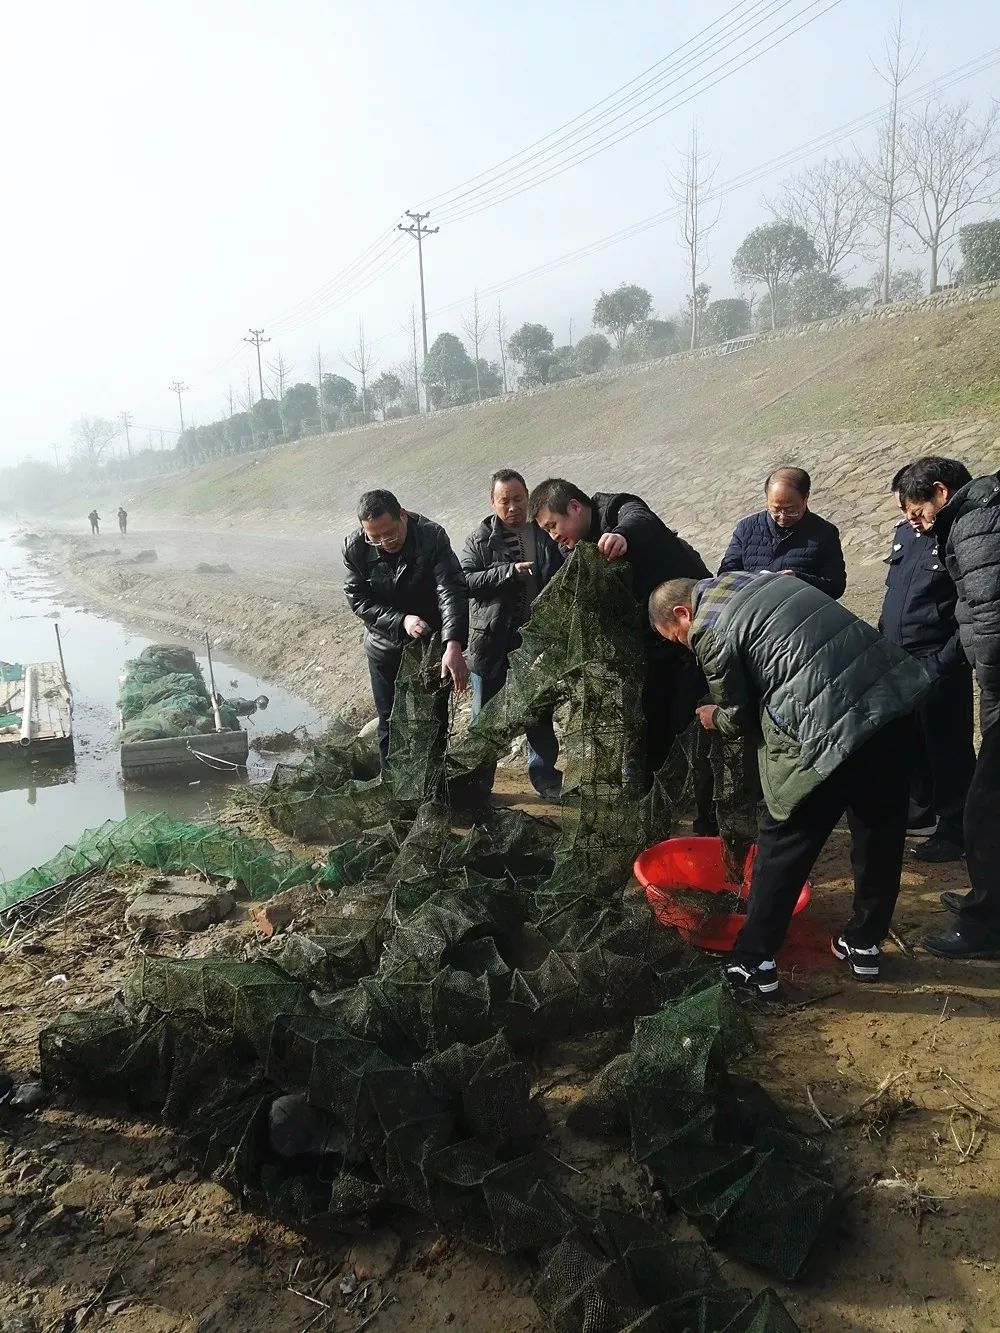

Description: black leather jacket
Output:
[343,512,468,663]
[589,492,710,603]
[934,472,1000,699]
[461,515,563,675]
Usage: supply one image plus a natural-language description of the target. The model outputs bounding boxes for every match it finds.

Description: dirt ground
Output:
[2,524,998,1331]
[2,771,999,1333]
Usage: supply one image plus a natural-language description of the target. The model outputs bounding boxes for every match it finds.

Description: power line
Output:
[426,45,1000,317]
[435,0,846,227]
[428,0,796,219]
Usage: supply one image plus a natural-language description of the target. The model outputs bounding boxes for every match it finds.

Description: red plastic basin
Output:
[633,836,811,953]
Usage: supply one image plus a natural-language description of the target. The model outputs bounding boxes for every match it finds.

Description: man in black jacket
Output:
[880,459,975,863]
[461,469,563,799]
[718,467,847,599]
[899,458,1000,958]
[528,478,714,813]
[343,489,469,769]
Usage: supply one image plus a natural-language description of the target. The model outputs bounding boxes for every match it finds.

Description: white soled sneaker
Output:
[722,958,780,999]
[831,936,881,981]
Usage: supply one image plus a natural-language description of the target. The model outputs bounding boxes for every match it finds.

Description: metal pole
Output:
[204,631,223,732]
[54,623,68,688]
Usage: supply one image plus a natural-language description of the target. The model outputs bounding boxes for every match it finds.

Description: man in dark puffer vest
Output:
[899,459,1000,958]
[649,571,928,999]
[719,466,846,599]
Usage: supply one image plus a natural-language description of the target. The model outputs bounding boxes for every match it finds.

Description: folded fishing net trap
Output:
[32,545,837,1330]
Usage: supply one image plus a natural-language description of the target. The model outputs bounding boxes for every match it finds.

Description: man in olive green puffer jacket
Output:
[649,569,930,999]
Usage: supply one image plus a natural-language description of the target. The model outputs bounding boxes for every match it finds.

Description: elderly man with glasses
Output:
[343,489,469,770]
[719,466,846,599]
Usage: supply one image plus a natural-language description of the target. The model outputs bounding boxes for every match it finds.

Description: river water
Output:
[0,530,322,884]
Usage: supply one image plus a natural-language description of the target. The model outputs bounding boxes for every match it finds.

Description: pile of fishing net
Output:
[118,644,238,744]
[31,546,836,1331]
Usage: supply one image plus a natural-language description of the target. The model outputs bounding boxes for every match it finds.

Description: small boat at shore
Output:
[0,657,74,761]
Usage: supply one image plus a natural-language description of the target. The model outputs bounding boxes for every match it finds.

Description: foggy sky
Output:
[2,0,997,464]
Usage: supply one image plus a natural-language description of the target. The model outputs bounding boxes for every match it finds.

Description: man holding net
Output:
[528,479,714,818]
[344,489,469,770]
[649,570,928,998]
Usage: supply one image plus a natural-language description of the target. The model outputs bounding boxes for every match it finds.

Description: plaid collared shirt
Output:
[692,570,768,631]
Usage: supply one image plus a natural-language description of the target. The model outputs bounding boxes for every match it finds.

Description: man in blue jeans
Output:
[461,469,563,799]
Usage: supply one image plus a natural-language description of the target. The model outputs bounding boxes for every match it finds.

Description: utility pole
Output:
[398,210,438,411]
[244,328,270,401]
[568,318,574,348]
[51,443,60,472]
[120,410,133,457]
[169,380,188,433]
[410,305,421,415]
[316,346,327,433]
[227,385,234,418]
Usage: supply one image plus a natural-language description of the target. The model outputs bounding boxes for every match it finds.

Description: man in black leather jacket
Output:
[528,478,714,819]
[461,469,563,799]
[880,459,974,863]
[343,489,469,769]
[899,457,1000,958]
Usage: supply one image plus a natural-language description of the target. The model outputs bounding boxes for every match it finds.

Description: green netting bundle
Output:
[118,643,233,744]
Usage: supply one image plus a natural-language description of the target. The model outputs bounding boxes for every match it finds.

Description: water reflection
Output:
[0,530,321,883]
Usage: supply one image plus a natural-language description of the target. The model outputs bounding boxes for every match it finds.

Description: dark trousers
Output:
[643,648,716,830]
[960,715,1000,929]
[733,717,912,966]
[908,661,975,844]
[471,665,560,795]
[367,651,450,770]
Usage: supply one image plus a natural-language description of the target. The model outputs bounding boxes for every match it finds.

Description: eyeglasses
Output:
[363,522,403,548]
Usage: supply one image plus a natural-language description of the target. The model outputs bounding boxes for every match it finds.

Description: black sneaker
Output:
[906,821,938,837]
[831,936,881,981]
[723,958,780,999]
[911,835,964,863]
[941,890,972,916]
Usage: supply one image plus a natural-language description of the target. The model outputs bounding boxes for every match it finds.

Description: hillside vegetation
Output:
[88,293,1000,566]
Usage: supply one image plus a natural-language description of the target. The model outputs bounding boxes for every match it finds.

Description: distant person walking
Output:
[117,506,128,535]
[87,510,100,535]
[719,467,847,599]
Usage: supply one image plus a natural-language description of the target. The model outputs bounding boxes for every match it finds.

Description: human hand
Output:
[777,569,795,575]
[441,640,470,692]
[514,561,534,579]
[696,704,718,731]
[403,614,430,638]
[597,532,628,560]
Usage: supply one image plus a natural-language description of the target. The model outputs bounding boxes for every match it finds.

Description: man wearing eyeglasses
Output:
[344,489,469,769]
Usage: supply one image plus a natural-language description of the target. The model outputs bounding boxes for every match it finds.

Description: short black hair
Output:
[889,465,909,493]
[490,468,527,497]
[528,477,592,519]
[765,466,810,497]
[357,488,401,522]
[896,457,972,505]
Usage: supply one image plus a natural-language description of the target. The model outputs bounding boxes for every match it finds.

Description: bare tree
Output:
[861,12,922,303]
[495,300,509,393]
[766,157,872,275]
[266,350,293,401]
[72,415,119,465]
[668,122,720,349]
[896,99,1000,290]
[461,289,487,400]
[343,320,377,418]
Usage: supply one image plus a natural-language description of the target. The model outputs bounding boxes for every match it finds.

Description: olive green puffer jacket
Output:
[689,571,930,820]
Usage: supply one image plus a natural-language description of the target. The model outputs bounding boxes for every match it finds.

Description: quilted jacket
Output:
[718,509,846,599]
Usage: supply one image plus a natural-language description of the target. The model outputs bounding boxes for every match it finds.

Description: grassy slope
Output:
[88,295,1000,561]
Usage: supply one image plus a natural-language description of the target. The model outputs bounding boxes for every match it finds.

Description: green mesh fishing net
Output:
[31,544,833,1332]
[118,644,238,744]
